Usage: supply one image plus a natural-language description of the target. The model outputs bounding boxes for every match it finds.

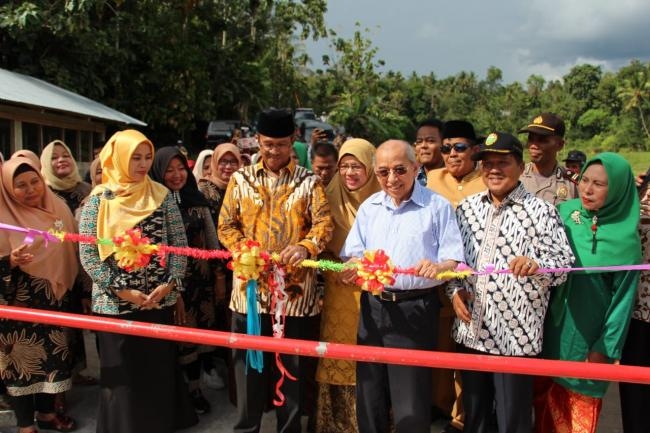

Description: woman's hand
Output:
[174,296,186,325]
[9,244,33,269]
[214,272,227,303]
[115,289,149,306]
[81,298,92,315]
[142,283,175,308]
[586,351,610,364]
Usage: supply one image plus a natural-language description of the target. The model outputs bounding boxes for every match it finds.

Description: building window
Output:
[43,126,63,147]
[0,119,10,158]
[22,122,40,152]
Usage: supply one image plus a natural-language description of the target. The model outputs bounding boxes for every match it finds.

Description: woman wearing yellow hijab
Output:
[315,138,381,433]
[40,140,92,215]
[79,130,191,433]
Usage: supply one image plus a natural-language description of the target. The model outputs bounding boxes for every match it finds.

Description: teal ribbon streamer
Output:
[246,279,263,373]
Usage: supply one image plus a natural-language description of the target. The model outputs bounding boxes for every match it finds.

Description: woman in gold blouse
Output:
[315,138,381,433]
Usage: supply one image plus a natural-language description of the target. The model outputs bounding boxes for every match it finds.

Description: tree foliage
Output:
[2,1,650,151]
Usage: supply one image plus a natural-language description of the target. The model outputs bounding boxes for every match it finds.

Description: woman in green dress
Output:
[534,152,641,433]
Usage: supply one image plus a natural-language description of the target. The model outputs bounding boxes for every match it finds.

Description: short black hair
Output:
[311,141,338,161]
[416,118,444,132]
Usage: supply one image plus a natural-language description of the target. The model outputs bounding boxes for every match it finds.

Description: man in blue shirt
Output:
[341,139,465,433]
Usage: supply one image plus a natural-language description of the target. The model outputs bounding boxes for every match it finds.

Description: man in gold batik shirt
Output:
[218,108,333,433]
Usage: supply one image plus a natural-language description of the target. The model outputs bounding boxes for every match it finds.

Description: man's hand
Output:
[415,260,440,279]
[415,259,457,279]
[509,256,539,278]
[339,258,359,285]
[279,244,309,268]
[310,128,328,146]
[452,289,473,323]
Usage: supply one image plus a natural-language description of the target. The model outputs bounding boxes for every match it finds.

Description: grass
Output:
[616,150,650,175]
[555,149,650,175]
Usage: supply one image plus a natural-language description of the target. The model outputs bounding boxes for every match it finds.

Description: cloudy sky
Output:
[304,0,650,83]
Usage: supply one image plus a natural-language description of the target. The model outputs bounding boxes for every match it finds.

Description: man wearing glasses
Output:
[414,119,445,186]
[341,140,465,433]
[218,108,333,433]
[426,120,486,433]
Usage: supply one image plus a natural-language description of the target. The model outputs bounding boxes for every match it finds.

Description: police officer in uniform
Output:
[563,149,587,176]
[518,112,578,204]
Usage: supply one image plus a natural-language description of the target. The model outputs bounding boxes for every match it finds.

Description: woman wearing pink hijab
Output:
[197,143,242,390]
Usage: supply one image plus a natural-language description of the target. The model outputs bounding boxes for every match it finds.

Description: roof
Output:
[0,68,146,126]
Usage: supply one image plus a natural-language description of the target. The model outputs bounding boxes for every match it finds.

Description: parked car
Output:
[294,108,316,122]
[299,119,336,144]
[205,120,243,146]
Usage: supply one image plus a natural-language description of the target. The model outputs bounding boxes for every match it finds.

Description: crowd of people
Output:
[0,107,647,433]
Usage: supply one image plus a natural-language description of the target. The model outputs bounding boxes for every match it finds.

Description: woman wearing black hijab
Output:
[151,146,221,415]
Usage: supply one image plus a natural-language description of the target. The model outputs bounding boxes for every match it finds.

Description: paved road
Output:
[0,331,624,432]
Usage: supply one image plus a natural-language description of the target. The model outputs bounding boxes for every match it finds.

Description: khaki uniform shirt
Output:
[520,162,578,205]
[427,167,486,209]
[426,167,485,316]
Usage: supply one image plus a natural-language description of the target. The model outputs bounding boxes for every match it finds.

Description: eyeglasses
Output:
[218,159,239,167]
[414,136,438,145]
[339,164,364,174]
[441,143,471,154]
[375,166,409,178]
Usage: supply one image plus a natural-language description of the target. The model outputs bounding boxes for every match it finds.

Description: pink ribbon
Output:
[0,222,60,247]
[470,263,650,276]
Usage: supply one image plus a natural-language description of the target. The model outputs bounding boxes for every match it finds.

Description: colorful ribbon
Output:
[0,222,648,287]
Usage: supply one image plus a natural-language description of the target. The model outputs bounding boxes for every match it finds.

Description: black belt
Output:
[373,286,436,302]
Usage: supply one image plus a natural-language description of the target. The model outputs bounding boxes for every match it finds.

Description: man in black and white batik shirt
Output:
[449,132,574,433]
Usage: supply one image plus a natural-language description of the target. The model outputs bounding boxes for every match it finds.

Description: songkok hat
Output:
[443,120,477,141]
[257,108,295,138]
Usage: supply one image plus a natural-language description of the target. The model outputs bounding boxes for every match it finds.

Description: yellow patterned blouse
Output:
[218,160,333,317]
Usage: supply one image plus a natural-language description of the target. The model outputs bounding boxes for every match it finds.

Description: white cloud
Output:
[305,0,650,84]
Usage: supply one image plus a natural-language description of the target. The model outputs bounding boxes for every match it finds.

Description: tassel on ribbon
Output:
[245,279,263,374]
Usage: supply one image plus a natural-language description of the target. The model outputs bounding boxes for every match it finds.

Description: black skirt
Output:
[95,307,197,433]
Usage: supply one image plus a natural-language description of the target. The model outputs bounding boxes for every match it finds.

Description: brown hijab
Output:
[325,139,381,255]
[0,156,79,300]
[207,143,242,190]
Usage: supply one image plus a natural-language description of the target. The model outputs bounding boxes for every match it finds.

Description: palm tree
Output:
[617,61,650,139]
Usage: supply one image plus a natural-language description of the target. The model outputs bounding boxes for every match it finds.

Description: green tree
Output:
[325,25,409,143]
[616,60,650,140]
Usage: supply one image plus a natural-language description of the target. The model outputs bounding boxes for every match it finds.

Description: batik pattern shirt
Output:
[79,193,188,315]
[450,183,574,356]
[218,160,333,317]
[633,217,650,323]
